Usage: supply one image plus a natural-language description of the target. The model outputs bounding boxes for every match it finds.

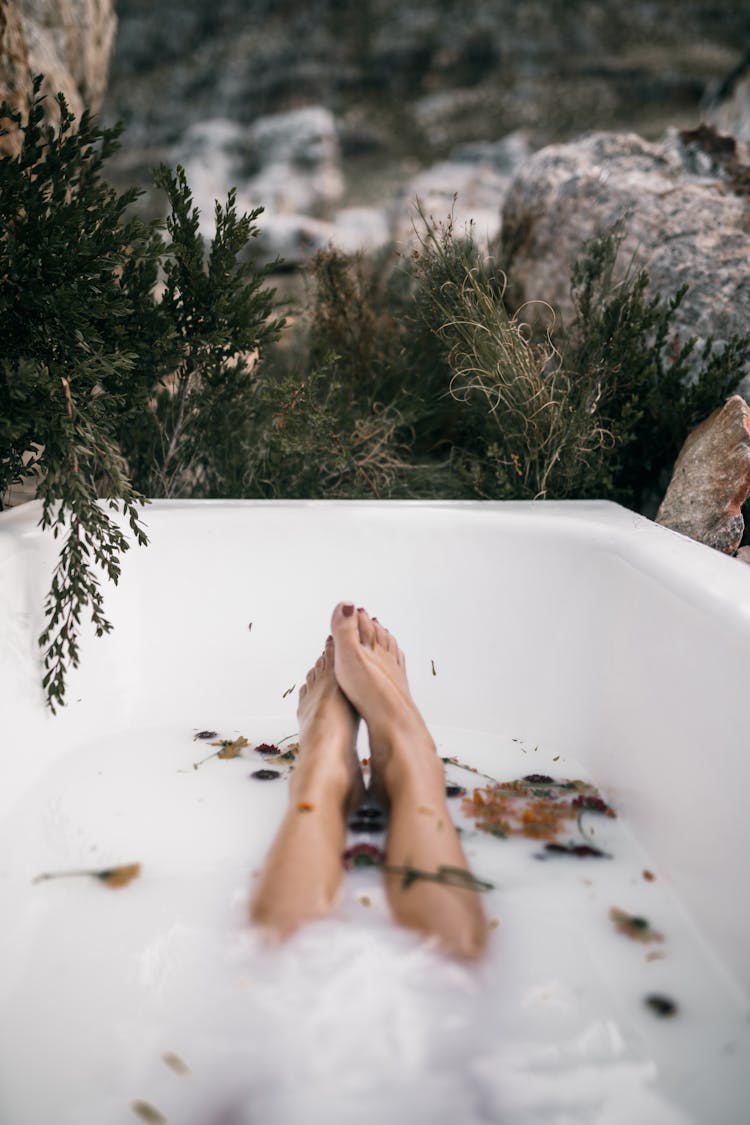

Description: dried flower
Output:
[342,844,386,869]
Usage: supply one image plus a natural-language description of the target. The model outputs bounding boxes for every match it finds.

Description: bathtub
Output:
[1,499,749,1124]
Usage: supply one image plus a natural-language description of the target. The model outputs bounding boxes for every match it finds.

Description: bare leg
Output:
[331,603,488,959]
[249,637,365,939]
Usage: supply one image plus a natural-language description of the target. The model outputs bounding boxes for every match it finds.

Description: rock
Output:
[655,395,750,554]
[331,207,391,256]
[174,108,345,255]
[175,118,251,236]
[392,132,531,249]
[251,213,336,268]
[499,129,750,366]
[247,107,344,215]
[0,0,116,153]
[705,50,750,148]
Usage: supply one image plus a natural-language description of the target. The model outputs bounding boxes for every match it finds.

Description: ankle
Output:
[291,749,354,805]
[382,732,445,799]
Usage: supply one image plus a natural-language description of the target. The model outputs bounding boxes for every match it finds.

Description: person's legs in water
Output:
[249,636,366,938]
[331,602,488,960]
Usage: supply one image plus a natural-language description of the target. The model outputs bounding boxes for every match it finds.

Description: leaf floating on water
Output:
[250,769,281,781]
[384,863,494,893]
[464,776,616,844]
[193,730,218,741]
[282,684,296,699]
[342,843,386,869]
[131,1100,167,1123]
[255,742,281,756]
[162,1051,190,1075]
[645,993,678,1018]
[445,784,466,798]
[193,735,249,768]
[33,862,142,888]
[431,659,437,676]
[542,842,610,859]
[96,862,142,888]
[215,736,249,760]
[441,756,500,784]
[610,906,664,943]
[572,794,616,817]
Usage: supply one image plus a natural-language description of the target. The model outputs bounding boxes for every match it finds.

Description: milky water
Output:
[0,723,748,1125]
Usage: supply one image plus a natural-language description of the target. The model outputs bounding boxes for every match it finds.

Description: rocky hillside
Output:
[106,1,746,150]
[96,2,750,270]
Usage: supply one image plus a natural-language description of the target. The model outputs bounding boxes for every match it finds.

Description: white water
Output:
[0,722,748,1125]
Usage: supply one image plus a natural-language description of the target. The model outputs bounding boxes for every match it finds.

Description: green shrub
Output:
[562,226,749,512]
[3,79,748,712]
[0,81,282,708]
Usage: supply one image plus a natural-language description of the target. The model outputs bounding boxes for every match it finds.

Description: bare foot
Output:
[294,636,365,809]
[329,603,443,798]
[330,603,487,958]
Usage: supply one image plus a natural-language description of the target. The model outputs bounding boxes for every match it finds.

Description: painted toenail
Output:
[342,603,355,617]
[357,606,365,613]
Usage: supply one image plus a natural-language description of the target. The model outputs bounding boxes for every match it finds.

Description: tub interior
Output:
[1,500,749,1124]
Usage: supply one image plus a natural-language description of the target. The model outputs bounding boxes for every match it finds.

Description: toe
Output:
[372,619,389,651]
[331,601,359,644]
[356,608,376,649]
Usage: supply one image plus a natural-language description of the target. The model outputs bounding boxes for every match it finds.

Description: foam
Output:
[0,722,748,1124]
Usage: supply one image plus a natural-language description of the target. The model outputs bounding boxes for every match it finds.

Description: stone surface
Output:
[175,108,344,250]
[499,129,750,366]
[392,132,531,249]
[105,0,747,160]
[656,395,750,554]
[247,107,344,215]
[0,0,116,152]
[706,51,750,147]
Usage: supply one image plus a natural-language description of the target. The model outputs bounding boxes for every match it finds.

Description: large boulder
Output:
[656,395,750,555]
[706,50,750,148]
[499,129,750,367]
[0,0,116,152]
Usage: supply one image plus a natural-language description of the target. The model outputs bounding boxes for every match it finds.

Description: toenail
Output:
[357,606,365,613]
[342,603,355,617]
[326,634,333,643]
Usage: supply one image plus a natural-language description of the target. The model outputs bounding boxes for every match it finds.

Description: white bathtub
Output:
[1,499,749,1124]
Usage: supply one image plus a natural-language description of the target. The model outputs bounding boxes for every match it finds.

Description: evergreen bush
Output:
[0,81,282,709]
[3,80,748,712]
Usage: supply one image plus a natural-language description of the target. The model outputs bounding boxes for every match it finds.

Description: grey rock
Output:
[332,208,391,256]
[451,131,532,173]
[706,51,750,148]
[252,214,335,268]
[393,143,526,249]
[173,108,344,252]
[499,129,750,364]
